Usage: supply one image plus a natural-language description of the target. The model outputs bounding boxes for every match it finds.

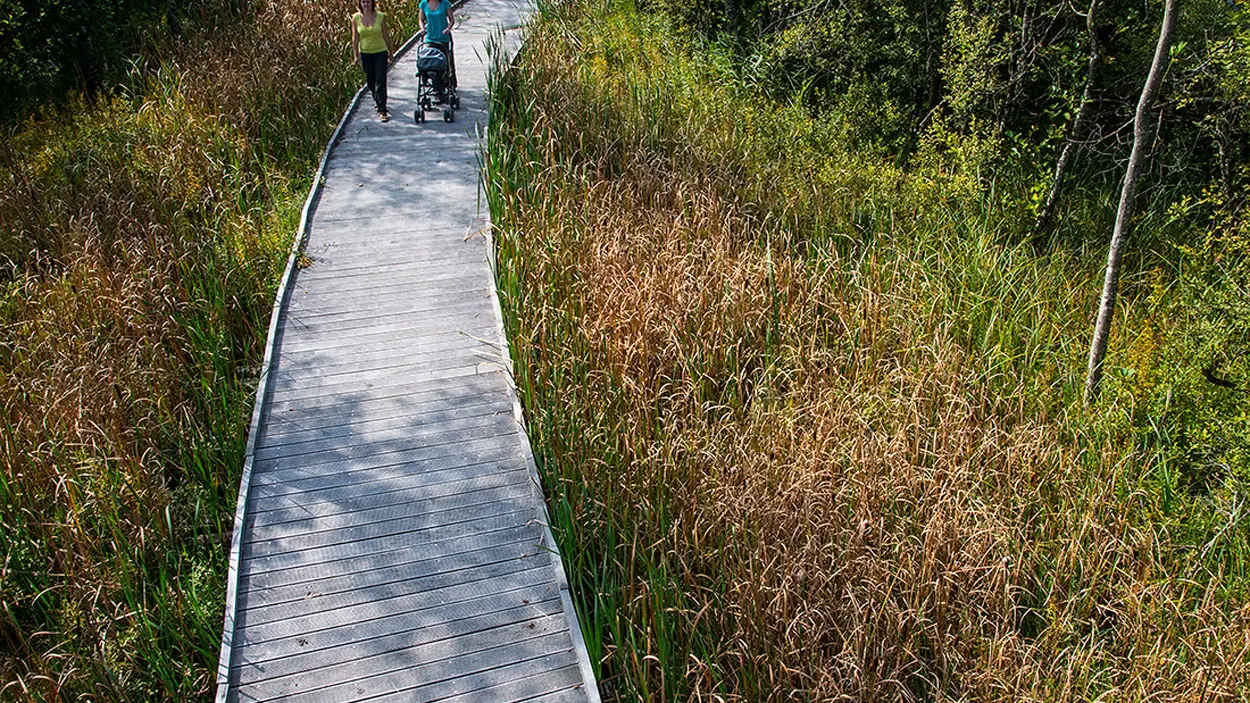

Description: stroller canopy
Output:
[417,44,448,73]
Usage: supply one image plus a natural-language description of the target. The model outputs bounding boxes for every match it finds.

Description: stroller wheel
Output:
[443,109,454,123]
[449,95,460,110]
[421,98,431,111]
[414,109,424,124]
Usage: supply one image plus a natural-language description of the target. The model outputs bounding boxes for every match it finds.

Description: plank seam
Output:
[214,25,439,702]
[234,614,569,688]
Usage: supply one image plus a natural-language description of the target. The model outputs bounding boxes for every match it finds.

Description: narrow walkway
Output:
[216,2,598,701]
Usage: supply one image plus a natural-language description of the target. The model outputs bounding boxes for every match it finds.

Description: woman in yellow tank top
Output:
[351,0,393,121]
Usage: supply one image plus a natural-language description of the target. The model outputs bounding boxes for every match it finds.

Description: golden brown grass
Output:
[0,0,422,698]
[486,2,1250,700]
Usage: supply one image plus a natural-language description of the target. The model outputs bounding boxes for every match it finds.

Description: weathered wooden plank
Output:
[273,347,502,390]
[241,499,535,557]
[271,353,503,397]
[301,221,475,244]
[245,481,533,545]
[252,460,523,514]
[273,402,502,437]
[287,277,489,308]
[325,140,481,163]
[250,459,525,517]
[269,357,504,406]
[278,312,497,352]
[299,236,482,263]
[302,239,483,262]
[281,298,494,333]
[263,382,512,432]
[309,190,478,223]
[280,302,496,336]
[293,253,484,285]
[524,687,595,703]
[327,128,479,147]
[267,351,506,399]
[252,431,520,482]
[361,657,582,703]
[284,316,490,345]
[303,234,484,256]
[273,335,497,373]
[236,589,563,666]
[284,280,493,316]
[241,510,532,573]
[306,210,469,228]
[292,260,488,287]
[248,468,531,529]
[240,522,536,586]
[241,534,544,610]
[274,333,499,370]
[250,435,517,485]
[222,3,597,700]
[252,412,514,464]
[237,559,559,639]
[236,615,571,693]
[256,395,508,447]
[243,632,576,703]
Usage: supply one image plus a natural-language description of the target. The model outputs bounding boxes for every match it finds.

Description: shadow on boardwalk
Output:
[216,1,599,700]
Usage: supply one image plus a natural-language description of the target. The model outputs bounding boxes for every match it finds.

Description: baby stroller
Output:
[414,38,459,123]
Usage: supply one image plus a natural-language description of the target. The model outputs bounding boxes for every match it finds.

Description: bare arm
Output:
[351,17,360,62]
[382,14,393,60]
[446,5,455,32]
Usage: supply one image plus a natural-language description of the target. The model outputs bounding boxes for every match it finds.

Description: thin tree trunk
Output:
[1036,0,1102,234]
[1085,0,1178,405]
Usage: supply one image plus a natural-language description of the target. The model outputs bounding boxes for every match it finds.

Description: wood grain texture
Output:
[219,2,598,699]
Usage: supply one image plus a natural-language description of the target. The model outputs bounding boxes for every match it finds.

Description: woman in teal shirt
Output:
[419,0,456,95]
[351,0,394,121]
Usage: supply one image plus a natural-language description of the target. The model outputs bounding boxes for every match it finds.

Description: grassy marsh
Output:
[0,1,423,698]
[487,1,1250,699]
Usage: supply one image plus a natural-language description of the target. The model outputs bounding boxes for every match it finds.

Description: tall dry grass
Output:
[486,2,1250,700]
[0,0,421,698]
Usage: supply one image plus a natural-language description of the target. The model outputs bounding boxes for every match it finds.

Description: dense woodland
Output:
[2,0,1249,699]
[662,0,1250,484]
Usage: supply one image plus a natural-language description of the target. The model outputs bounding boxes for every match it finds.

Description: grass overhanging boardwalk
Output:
[215,1,599,700]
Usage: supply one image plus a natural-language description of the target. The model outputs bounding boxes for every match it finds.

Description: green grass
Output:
[0,1,425,698]
[487,1,1250,700]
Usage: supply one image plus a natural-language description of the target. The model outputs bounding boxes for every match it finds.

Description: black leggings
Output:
[360,51,388,112]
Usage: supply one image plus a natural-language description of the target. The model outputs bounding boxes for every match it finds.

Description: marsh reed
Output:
[0,1,423,698]
[486,2,1250,700]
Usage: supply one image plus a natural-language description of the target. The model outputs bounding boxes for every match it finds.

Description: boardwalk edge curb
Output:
[484,208,604,703]
[481,14,603,701]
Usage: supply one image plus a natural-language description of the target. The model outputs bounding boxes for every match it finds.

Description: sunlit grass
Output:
[487,1,1250,700]
[0,1,425,698]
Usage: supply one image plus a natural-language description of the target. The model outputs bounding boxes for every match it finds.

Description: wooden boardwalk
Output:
[215,2,599,701]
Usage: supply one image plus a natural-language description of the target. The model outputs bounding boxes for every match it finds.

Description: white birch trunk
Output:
[1085,0,1179,404]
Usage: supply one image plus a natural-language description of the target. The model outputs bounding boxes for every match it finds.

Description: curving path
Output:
[215,2,599,701]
